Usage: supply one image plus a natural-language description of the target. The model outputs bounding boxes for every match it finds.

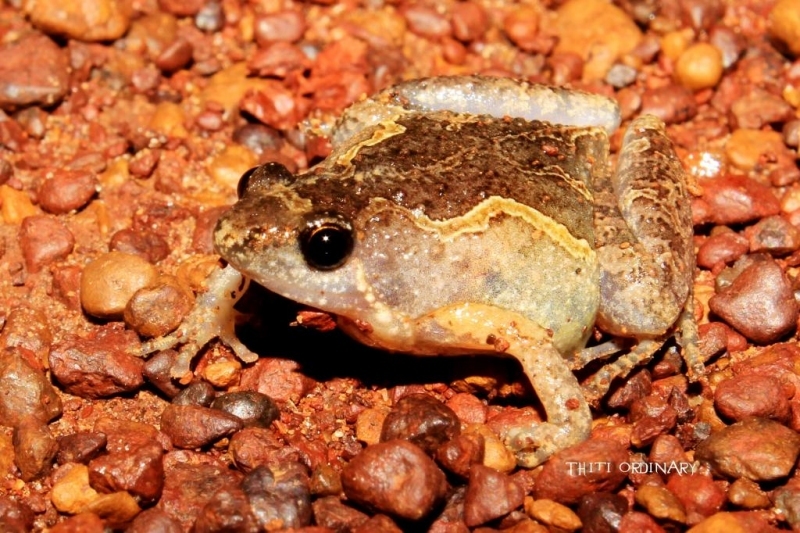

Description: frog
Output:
[142,76,700,467]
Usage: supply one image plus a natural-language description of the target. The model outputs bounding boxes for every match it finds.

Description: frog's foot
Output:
[580,338,664,402]
[136,265,257,381]
[505,421,585,468]
[678,292,704,382]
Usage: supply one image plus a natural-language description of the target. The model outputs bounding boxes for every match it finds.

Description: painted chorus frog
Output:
[145,76,700,467]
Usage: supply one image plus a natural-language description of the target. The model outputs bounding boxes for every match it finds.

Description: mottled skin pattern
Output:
[145,76,699,467]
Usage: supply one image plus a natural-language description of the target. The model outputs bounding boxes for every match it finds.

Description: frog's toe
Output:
[504,421,586,468]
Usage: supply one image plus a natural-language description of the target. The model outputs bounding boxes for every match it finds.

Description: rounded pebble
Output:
[80,251,158,319]
[124,277,193,338]
[127,508,182,533]
[697,231,749,271]
[769,0,800,56]
[576,492,628,533]
[714,373,791,422]
[435,432,485,478]
[56,432,108,465]
[160,404,243,449]
[254,11,306,46]
[341,439,447,521]
[503,6,540,52]
[13,418,57,481]
[172,380,216,407]
[229,427,302,472]
[380,393,460,455]
[110,228,170,264]
[0,496,34,532]
[675,43,723,90]
[725,129,786,171]
[633,484,686,524]
[0,33,69,110]
[312,495,369,531]
[525,497,582,530]
[746,215,800,256]
[665,473,725,525]
[731,88,794,130]
[24,0,132,41]
[463,464,525,527]
[402,5,452,40]
[640,84,697,124]
[87,442,164,502]
[709,258,798,343]
[694,175,780,226]
[38,170,97,214]
[211,391,279,428]
[242,463,312,530]
[142,350,182,398]
[20,215,75,273]
[695,417,800,481]
[727,477,771,509]
[451,2,488,42]
[0,347,62,427]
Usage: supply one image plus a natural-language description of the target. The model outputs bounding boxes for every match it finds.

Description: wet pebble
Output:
[436,431,485,478]
[380,393,460,455]
[640,85,698,124]
[161,404,243,448]
[526,497,581,530]
[211,391,279,428]
[694,175,780,226]
[229,427,302,472]
[155,38,193,74]
[607,369,652,410]
[726,477,771,509]
[124,277,194,338]
[630,395,678,447]
[445,393,487,424]
[128,149,161,178]
[0,306,51,366]
[352,514,402,533]
[675,43,723,90]
[0,495,34,533]
[0,33,69,110]
[463,464,525,527]
[503,6,540,52]
[20,215,75,273]
[24,0,132,41]
[312,495,369,531]
[665,473,725,525]
[38,170,97,214]
[57,432,107,465]
[533,438,629,504]
[769,0,800,56]
[192,485,258,532]
[695,417,800,481]
[773,483,800,530]
[634,484,686,523]
[576,492,628,533]
[49,328,144,398]
[730,88,794,130]
[709,258,798,343]
[81,252,158,319]
[451,2,488,42]
[746,215,800,256]
[254,11,306,46]
[342,439,447,521]
[172,379,215,407]
[88,442,164,503]
[697,231,749,271]
[13,418,57,481]
[143,350,182,398]
[127,507,182,533]
[402,5,452,39]
[310,463,342,497]
[110,228,170,264]
[243,463,312,530]
[715,373,791,422]
[239,358,315,403]
[0,347,62,427]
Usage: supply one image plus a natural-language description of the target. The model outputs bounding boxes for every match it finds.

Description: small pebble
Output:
[0,347,62,427]
[533,438,629,504]
[0,33,69,109]
[142,350,182,398]
[694,175,780,226]
[380,393,460,455]
[0,495,34,532]
[715,373,791,422]
[195,2,223,32]
[242,463,312,530]
[675,43,723,90]
[211,391,279,428]
[503,6,540,52]
[618,511,665,532]
[463,464,525,527]
[13,418,57,481]
[726,477,771,509]
[695,417,800,481]
[634,484,686,524]
[155,38,193,74]
[525,497,582,531]
[229,427,302,473]
[124,277,194,338]
[746,215,800,256]
[725,129,786,171]
[239,358,315,403]
[607,369,652,410]
[160,404,243,448]
[48,513,105,533]
[730,88,794,130]
[192,485,258,532]
[207,144,258,191]
[57,432,107,465]
[640,84,697,124]
[254,10,306,46]
[38,170,97,214]
[665,473,725,525]
[49,328,144,399]
[20,215,75,273]
[127,508,182,533]
[342,439,447,521]
[402,5,452,39]
[576,492,628,533]
[352,514,402,533]
[436,431,485,478]
[24,0,132,41]
[709,258,798,344]
[451,2,488,42]
[158,0,204,16]
[312,495,369,531]
[88,442,164,502]
[80,251,158,319]
[769,0,800,56]
[697,231,749,271]
[630,395,678,447]
[310,463,342,497]
[773,484,800,530]
[170,379,217,408]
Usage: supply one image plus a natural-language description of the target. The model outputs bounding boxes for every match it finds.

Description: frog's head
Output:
[213,162,409,341]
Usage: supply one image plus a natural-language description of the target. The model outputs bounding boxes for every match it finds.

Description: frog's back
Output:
[295,113,608,354]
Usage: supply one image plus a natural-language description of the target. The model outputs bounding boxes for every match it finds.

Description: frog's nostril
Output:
[299,215,354,270]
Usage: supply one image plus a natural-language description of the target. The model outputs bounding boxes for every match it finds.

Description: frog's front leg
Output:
[592,115,701,391]
[136,264,257,381]
[416,303,592,468]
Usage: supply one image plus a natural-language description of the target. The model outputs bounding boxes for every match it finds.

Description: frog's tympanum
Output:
[144,76,700,467]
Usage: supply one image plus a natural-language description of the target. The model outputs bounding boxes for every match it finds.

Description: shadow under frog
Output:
[143,76,701,467]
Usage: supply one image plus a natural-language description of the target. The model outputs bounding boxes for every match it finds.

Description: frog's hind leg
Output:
[580,338,664,403]
[413,303,592,468]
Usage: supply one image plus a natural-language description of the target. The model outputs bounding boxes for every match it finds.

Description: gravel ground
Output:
[2,0,800,531]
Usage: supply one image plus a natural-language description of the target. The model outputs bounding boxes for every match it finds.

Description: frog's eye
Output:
[237,163,294,198]
[299,216,354,270]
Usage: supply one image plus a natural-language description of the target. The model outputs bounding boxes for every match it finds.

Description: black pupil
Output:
[301,224,353,270]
